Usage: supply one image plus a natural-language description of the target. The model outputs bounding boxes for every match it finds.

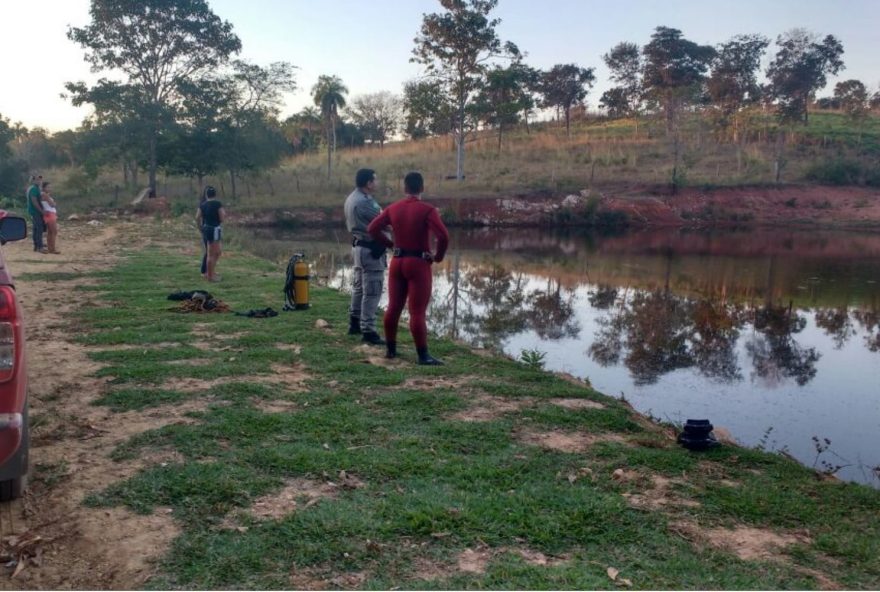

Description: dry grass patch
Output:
[514,547,570,566]
[401,375,477,390]
[457,546,493,574]
[159,377,230,393]
[288,566,367,590]
[275,343,303,354]
[516,428,631,453]
[165,358,212,366]
[354,345,406,369]
[452,546,570,577]
[670,521,816,567]
[90,342,183,352]
[621,472,701,510]
[250,397,299,414]
[706,525,811,561]
[246,472,365,521]
[190,324,249,340]
[450,394,533,422]
[138,447,186,468]
[547,397,604,410]
[262,362,312,390]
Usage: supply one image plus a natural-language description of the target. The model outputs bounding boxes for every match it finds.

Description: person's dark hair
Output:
[204,186,217,199]
[355,168,376,189]
[404,172,424,195]
[41,181,50,190]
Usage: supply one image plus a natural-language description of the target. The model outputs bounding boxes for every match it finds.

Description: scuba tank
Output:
[283,253,311,311]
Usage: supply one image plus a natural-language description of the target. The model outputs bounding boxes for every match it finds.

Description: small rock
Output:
[612,468,626,481]
[315,319,331,329]
[562,194,582,208]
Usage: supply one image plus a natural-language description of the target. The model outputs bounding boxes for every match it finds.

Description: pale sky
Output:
[1,0,878,132]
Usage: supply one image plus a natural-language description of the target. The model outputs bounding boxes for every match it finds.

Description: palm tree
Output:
[312,75,348,179]
[298,106,321,135]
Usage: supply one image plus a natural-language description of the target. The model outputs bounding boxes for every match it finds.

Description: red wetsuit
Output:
[367,195,449,349]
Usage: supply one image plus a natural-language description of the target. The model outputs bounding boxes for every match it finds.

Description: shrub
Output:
[804,159,864,185]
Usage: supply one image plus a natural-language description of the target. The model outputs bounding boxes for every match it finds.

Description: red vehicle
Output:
[0,214,29,500]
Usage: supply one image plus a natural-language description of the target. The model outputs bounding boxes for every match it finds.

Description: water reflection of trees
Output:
[814,308,855,349]
[427,255,877,387]
[747,305,820,387]
[431,259,580,349]
[852,308,880,353]
[589,288,745,386]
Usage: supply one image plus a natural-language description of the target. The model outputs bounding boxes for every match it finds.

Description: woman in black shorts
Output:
[196,186,225,282]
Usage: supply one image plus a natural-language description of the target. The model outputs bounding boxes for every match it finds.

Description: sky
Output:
[1,0,878,132]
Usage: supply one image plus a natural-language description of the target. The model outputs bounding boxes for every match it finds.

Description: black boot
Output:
[362,331,386,346]
[385,341,397,359]
[348,315,361,335]
[417,347,444,366]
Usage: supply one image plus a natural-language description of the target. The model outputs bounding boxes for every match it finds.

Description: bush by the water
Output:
[805,159,880,186]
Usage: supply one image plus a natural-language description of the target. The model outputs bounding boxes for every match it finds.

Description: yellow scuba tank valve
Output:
[283,253,310,311]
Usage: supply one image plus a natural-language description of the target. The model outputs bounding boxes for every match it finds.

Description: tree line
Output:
[1,0,877,200]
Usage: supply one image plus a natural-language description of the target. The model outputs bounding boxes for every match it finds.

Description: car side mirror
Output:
[0,217,27,245]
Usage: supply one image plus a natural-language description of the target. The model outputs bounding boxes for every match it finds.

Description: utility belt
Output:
[352,237,384,250]
[393,248,432,260]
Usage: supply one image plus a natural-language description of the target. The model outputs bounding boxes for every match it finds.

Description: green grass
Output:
[67,225,880,589]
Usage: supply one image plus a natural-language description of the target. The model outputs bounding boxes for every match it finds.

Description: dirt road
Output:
[0,221,179,589]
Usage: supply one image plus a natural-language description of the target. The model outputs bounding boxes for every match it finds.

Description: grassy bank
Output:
[47,221,880,589]
[28,110,880,215]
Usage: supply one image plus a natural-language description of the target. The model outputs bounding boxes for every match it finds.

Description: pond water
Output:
[233,224,880,487]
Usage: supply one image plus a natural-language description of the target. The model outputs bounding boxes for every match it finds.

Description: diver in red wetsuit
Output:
[367,172,450,365]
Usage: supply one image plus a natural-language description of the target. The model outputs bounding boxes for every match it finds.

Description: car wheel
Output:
[0,408,28,502]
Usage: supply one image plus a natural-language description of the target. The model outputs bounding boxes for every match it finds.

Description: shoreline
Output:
[216,183,880,231]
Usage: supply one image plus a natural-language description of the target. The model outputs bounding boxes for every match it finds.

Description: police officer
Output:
[344,169,387,345]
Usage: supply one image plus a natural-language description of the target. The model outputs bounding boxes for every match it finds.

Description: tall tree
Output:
[472,62,536,151]
[349,91,402,148]
[539,64,596,137]
[766,29,844,125]
[67,0,241,194]
[600,42,642,120]
[312,75,348,179]
[0,114,26,199]
[402,79,454,140]
[65,79,156,187]
[412,0,519,180]
[163,60,295,197]
[707,34,769,141]
[834,79,868,121]
[642,27,715,133]
[834,79,869,143]
[282,107,322,154]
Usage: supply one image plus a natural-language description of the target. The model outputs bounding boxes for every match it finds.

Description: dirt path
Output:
[0,221,180,590]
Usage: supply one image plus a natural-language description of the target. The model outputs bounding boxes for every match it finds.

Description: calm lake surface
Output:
[234,224,880,487]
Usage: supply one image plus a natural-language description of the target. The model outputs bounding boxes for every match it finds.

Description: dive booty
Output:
[677,419,720,451]
[362,331,386,346]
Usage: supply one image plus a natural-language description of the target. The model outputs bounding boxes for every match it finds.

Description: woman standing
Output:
[195,186,225,282]
[41,181,60,254]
